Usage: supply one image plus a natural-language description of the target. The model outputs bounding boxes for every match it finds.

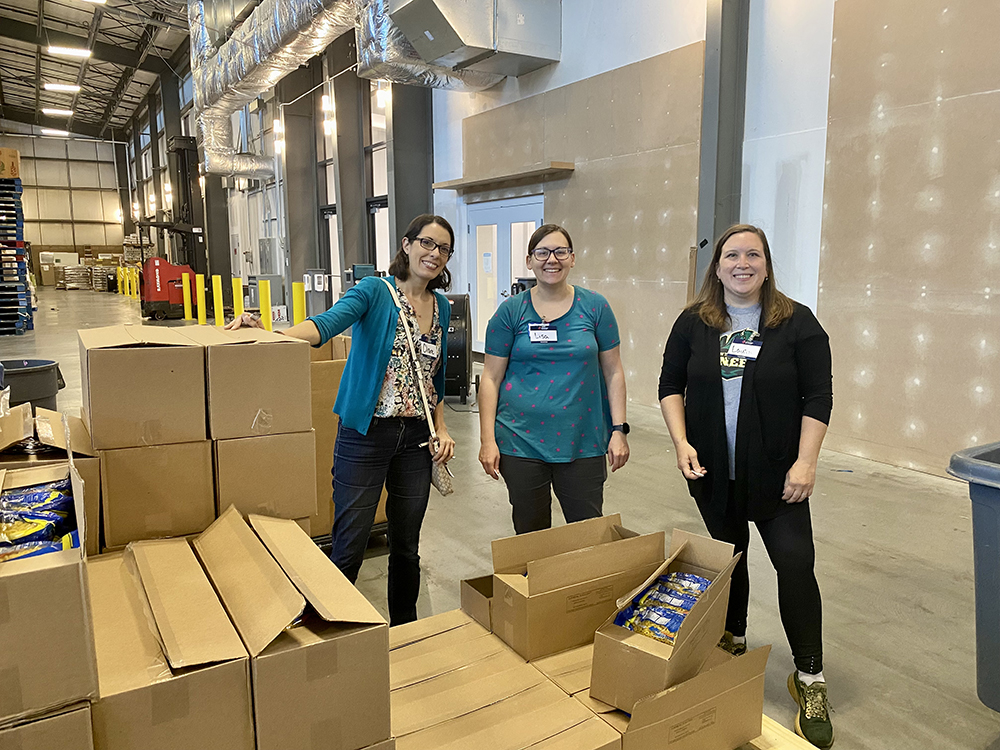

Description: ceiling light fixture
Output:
[47,46,92,58]
[80,0,108,4]
[42,108,74,116]
[40,128,70,136]
[44,83,81,93]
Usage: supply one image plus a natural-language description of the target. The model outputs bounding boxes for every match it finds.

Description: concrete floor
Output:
[6,289,999,750]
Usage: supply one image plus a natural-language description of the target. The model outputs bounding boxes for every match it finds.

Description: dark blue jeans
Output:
[330,416,432,626]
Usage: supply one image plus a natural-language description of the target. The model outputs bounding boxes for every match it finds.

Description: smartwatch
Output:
[611,423,630,435]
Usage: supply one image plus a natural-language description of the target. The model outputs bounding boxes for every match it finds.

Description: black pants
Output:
[698,482,824,674]
[498,454,606,534]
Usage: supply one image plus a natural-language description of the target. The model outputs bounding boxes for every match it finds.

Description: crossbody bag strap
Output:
[380,277,439,438]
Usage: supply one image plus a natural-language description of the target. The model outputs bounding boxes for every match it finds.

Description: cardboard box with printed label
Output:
[87,543,254,750]
[179,326,310,440]
[0,704,94,750]
[78,325,206,449]
[194,507,390,750]
[214,430,317,519]
[589,530,740,713]
[0,462,97,727]
[0,148,20,179]
[490,515,665,661]
[389,609,621,750]
[100,440,214,549]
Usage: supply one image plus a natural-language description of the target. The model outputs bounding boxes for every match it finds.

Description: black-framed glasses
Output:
[415,236,453,258]
[531,246,572,261]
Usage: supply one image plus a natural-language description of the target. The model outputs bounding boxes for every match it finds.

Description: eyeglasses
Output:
[415,236,453,258]
[530,246,572,261]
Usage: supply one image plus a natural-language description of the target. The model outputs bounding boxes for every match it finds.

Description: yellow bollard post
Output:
[132,268,140,300]
[231,277,244,319]
[181,272,192,320]
[117,267,123,295]
[212,275,224,326]
[259,278,273,332]
[292,281,306,325]
[125,267,132,298]
[195,273,207,325]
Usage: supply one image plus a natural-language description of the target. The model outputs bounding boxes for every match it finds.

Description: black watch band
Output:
[611,423,630,435]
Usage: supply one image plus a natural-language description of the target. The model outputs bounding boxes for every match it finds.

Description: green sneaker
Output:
[717,631,747,656]
[787,672,835,748]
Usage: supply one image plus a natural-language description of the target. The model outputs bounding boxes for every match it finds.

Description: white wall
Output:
[433,0,709,297]
[739,0,836,312]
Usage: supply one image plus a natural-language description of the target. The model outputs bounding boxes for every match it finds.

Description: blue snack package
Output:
[0,530,79,563]
[0,513,58,546]
[639,583,700,613]
[661,571,712,596]
[1,489,74,515]
[0,477,72,499]
[633,605,687,644]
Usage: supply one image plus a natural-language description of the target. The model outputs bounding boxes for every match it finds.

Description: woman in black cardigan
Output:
[659,224,834,749]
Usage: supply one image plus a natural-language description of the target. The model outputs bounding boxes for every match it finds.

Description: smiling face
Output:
[402,221,451,283]
[526,231,575,287]
[715,231,767,306]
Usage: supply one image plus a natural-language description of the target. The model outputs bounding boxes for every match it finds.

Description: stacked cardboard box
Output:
[178,326,316,523]
[78,325,214,551]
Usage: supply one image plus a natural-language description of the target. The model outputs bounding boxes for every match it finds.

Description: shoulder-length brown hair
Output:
[688,224,794,330]
[388,214,454,291]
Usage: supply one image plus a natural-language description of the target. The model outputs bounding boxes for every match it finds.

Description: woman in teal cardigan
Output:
[228,214,455,625]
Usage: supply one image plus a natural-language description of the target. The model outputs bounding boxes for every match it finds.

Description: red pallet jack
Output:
[139,257,195,320]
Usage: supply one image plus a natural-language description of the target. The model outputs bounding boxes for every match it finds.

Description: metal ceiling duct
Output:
[188,0,356,176]
[355,0,504,90]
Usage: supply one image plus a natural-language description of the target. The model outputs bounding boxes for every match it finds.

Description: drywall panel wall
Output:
[819,0,1000,474]
[740,0,836,312]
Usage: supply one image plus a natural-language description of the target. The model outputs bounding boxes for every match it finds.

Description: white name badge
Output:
[419,340,437,358]
[528,323,557,343]
[728,341,761,359]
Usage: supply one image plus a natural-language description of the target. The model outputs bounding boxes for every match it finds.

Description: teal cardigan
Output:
[308,275,451,435]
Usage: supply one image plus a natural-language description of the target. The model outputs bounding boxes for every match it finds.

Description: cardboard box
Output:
[490,515,666,660]
[0,704,94,750]
[100,441,214,549]
[532,644,596,697]
[0,147,20,179]
[40,264,56,286]
[78,325,206,449]
[590,530,740,713]
[310,334,350,362]
[214,430,317,519]
[389,610,621,750]
[0,463,97,726]
[577,647,770,750]
[87,543,254,750]
[460,575,494,632]
[179,326,311,440]
[194,508,391,750]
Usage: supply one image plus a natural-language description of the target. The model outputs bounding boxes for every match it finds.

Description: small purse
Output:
[381,278,455,496]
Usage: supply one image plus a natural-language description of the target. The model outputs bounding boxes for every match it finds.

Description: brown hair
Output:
[688,224,794,330]
[388,214,454,291]
[527,224,574,255]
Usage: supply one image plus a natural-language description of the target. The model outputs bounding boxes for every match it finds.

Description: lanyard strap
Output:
[381,278,438,438]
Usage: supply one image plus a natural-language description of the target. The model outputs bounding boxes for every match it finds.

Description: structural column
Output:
[386,84,433,252]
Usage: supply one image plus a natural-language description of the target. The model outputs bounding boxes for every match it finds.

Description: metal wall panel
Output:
[69,161,102,188]
[36,189,73,220]
[34,159,69,187]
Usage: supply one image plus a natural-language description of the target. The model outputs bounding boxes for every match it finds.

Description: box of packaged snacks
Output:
[589,529,740,713]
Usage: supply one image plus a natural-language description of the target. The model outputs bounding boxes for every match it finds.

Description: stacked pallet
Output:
[64,265,92,290]
[90,266,110,292]
[0,177,32,335]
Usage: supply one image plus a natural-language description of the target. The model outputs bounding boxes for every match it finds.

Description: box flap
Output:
[492,514,623,574]
[193,505,305,656]
[126,539,248,669]
[0,402,33,451]
[525,531,665,595]
[248,514,385,625]
[627,646,771,732]
[389,609,481,651]
[668,528,735,575]
[78,323,200,349]
[180,325,299,347]
[531,644,594,696]
[34,408,95,457]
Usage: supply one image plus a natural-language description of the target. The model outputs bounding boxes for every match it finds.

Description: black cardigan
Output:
[658,302,833,520]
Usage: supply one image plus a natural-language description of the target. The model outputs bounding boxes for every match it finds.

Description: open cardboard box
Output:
[0,457,97,727]
[490,515,666,660]
[179,326,311,440]
[193,506,390,750]
[78,325,206,449]
[0,703,94,750]
[87,540,253,750]
[590,529,740,713]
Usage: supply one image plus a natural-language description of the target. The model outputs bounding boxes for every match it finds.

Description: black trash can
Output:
[949,442,1000,713]
[0,359,66,413]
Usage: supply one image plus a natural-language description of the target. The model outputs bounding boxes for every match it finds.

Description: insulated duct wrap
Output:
[355,0,504,90]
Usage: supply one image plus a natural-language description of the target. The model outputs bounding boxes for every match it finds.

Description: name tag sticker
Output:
[728,341,761,359]
[528,323,557,343]
[419,340,437,358]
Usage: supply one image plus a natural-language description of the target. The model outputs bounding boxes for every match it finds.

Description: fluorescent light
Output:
[40,128,70,136]
[80,0,108,4]
[42,107,74,116]
[44,82,81,93]
[321,94,332,112]
[47,46,92,58]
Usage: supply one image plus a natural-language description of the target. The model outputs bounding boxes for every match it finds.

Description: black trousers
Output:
[498,454,606,534]
[698,482,824,674]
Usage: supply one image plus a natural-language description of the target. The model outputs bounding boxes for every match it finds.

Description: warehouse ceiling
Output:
[0,0,190,139]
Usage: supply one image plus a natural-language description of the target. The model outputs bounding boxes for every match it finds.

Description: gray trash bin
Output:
[948,442,1000,713]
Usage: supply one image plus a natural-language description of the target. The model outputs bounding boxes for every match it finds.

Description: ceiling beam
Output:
[1,104,102,137]
[98,16,159,137]
[0,16,168,74]
[33,47,41,125]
